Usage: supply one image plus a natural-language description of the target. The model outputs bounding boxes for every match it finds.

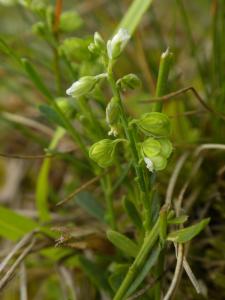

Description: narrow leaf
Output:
[21,58,53,100]
[118,0,154,35]
[168,215,189,224]
[75,191,105,223]
[125,244,161,297]
[123,198,143,230]
[107,230,138,257]
[167,218,210,243]
[0,206,37,241]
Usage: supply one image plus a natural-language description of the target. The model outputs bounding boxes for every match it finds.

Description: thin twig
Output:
[163,244,184,300]
[165,152,189,207]
[0,238,36,290]
[0,152,53,160]
[56,175,103,206]
[1,112,54,136]
[140,86,225,120]
[19,263,28,300]
[194,143,225,156]
[0,232,34,274]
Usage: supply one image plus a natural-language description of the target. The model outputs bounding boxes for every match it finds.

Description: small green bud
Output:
[94,32,105,48]
[32,21,45,36]
[141,138,162,158]
[136,112,170,137]
[107,28,130,60]
[117,74,141,91]
[106,97,120,136]
[66,74,107,98]
[59,11,83,32]
[88,32,105,55]
[89,139,123,168]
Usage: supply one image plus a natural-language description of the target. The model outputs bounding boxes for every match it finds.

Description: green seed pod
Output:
[89,139,123,168]
[150,155,167,171]
[107,230,139,257]
[136,112,170,137]
[106,97,120,125]
[158,138,173,158]
[144,155,167,172]
[117,74,141,91]
[141,138,162,158]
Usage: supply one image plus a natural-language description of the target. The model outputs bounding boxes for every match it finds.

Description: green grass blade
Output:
[36,127,65,222]
[118,0,154,34]
[0,206,37,241]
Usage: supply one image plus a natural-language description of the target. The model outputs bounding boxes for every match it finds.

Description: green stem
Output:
[113,218,160,300]
[102,175,116,230]
[153,48,173,299]
[152,48,173,112]
[107,63,149,208]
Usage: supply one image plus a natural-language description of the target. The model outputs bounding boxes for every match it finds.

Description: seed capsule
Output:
[136,112,170,137]
[89,139,123,168]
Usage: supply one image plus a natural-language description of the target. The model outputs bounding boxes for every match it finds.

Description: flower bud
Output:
[106,97,120,136]
[107,28,130,60]
[141,138,161,158]
[66,74,107,98]
[136,112,170,137]
[89,139,123,168]
[117,74,141,91]
[66,76,97,98]
[94,32,105,48]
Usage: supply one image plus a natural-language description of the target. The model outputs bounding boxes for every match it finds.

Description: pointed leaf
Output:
[107,230,138,257]
[167,218,210,243]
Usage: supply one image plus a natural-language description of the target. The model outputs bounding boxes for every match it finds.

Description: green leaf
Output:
[109,264,129,291]
[78,255,112,295]
[118,0,154,35]
[75,191,105,223]
[0,206,37,241]
[36,127,65,222]
[39,104,65,128]
[107,230,139,257]
[168,215,189,224]
[124,244,161,298]
[123,198,143,230]
[167,218,210,243]
[21,58,52,100]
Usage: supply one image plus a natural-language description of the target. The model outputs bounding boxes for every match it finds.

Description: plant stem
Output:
[153,48,173,299]
[113,217,160,300]
[107,63,150,215]
[152,48,173,112]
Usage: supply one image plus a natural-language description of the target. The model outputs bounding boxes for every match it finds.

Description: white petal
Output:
[144,157,154,172]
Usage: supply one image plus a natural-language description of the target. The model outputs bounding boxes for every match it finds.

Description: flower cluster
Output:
[65,29,173,172]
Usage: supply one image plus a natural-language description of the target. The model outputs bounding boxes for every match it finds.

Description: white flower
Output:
[144,157,154,172]
[107,28,130,60]
[108,125,118,137]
